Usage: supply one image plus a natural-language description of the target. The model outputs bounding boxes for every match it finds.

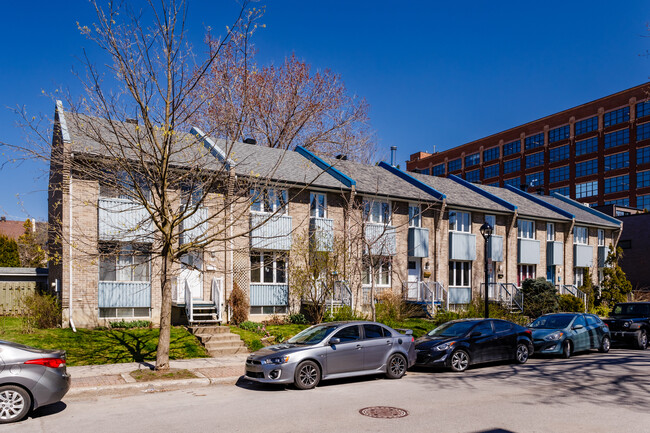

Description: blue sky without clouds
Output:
[0,0,648,221]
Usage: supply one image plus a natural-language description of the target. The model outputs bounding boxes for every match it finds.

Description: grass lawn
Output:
[0,316,207,366]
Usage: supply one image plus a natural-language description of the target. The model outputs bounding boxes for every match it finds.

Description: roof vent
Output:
[243,138,256,144]
[335,154,348,160]
[390,146,397,167]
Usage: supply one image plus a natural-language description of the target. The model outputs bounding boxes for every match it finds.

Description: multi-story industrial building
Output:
[406,83,650,210]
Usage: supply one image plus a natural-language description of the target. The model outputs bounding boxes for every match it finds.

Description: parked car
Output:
[603,302,650,350]
[244,321,416,390]
[528,313,610,358]
[414,319,533,372]
[0,340,70,423]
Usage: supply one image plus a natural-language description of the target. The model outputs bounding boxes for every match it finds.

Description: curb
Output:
[67,375,243,396]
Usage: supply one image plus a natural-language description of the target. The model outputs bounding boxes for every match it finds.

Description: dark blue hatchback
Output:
[528,313,610,358]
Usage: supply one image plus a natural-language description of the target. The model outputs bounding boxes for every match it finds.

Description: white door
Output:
[407,259,421,299]
[179,251,204,302]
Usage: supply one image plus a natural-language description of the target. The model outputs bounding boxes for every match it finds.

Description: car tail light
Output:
[525,330,532,337]
[411,336,415,343]
[25,358,66,368]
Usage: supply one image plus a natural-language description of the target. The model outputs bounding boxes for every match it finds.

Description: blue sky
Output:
[1,0,648,221]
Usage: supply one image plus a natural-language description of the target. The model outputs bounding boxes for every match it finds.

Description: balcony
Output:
[249,284,289,306]
[408,227,429,257]
[364,223,397,256]
[180,207,209,245]
[98,281,151,308]
[250,214,292,250]
[518,238,540,264]
[310,217,334,252]
[547,241,564,266]
[449,232,476,261]
[488,235,503,262]
[598,246,607,268]
[98,198,153,242]
[574,244,594,268]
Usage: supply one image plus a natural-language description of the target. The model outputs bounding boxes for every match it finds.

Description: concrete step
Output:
[207,345,249,356]
[195,333,243,344]
[189,326,231,335]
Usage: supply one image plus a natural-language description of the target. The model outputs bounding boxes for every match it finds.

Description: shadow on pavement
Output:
[29,401,67,420]
[235,376,287,392]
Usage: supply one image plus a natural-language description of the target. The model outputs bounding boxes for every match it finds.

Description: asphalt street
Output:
[6,349,650,433]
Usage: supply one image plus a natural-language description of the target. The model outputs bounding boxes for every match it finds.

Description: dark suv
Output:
[603,302,650,350]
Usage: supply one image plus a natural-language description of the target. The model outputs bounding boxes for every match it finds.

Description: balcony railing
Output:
[547,241,564,266]
[364,223,397,256]
[574,244,594,268]
[98,198,153,242]
[249,284,289,306]
[449,232,476,261]
[250,214,292,250]
[408,227,429,257]
[310,217,334,252]
[98,281,151,308]
[518,238,540,265]
[180,207,209,245]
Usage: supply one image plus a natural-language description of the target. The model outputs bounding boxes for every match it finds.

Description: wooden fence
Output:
[0,282,39,315]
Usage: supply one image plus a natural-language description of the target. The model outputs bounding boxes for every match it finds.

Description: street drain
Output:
[359,406,408,419]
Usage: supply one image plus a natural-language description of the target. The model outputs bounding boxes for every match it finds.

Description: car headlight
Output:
[623,322,630,328]
[544,331,564,341]
[433,342,455,351]
[262,355,290,365]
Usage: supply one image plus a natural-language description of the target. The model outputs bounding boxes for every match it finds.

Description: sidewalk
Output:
[67,354,249,395]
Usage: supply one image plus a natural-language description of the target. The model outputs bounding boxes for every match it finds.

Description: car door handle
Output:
[356,344,362,350]
[386,340,392,345]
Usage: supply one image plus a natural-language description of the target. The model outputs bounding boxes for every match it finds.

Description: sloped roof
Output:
[479,185,572,221]
[540,195,621,229]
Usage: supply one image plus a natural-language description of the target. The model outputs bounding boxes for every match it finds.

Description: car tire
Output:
[385,353,407,379]
[561,340,572,359]
[515,343,530,364]
[449,349,470,372]
[599,336,611,353]
[294,360,320,390]
[0,385,31,424]
[635,330,648,350]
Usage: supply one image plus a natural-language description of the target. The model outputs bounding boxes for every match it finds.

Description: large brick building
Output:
[406,83,650,210]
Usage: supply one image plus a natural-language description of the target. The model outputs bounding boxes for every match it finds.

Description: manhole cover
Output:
[359,406,408,419]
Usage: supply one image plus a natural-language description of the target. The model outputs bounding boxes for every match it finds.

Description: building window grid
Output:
[574,226,588,245]
[605,198,630,207]
[448,158,462,172]
[432,163,445,176]
[549,145,570,163]
[420,168,430,175]
[638,147,650,165]
[503,140,521,156]
[548,125,570,143]
[637,101,650,118]
[638,170,650,189]
[603,107,630,127]
[575,159,598,178]
[604,152,629,171]
[638,194,650,210]
[550,186,570,196]
[483,164,499,179]
[525,152,544,169]
[575,116,598,136]
[604,129,629,149]
[483,147,500,162]
[547,223,555,241]
[576,181,598,198]
[504,177,520,188]
[503,159,521,174]
[465,169,480,183]
[465,153,480,168]
[637,123,650,142]
[549,166,569,184]
[604,175,629,194]
[576,136,598,156]
[525,133,545,150]
[525,172,544,188]
[449,211,471,233]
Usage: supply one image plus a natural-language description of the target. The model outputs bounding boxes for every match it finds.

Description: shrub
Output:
[558,294,584,312]
[592,304,612,318]
[431,310,460,327]
[109,320,152,329]
[521,278,560,319]
[262,315,286,326]
[375,291,423,326]
[228,282,248,325]
[238,321,260,332]
[288,313,307,325]
[323,305,366,322]
[21,291,61,332]
[249,339,264,351]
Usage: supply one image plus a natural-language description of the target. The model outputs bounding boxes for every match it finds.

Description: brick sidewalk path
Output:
[72,374,126,388]
[196,365,244,379]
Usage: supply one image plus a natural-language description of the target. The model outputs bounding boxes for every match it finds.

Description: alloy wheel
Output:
[298,364,318,387]
[0,389,26,422]
[389,355,406,378]
[451,350,469,372]
[516,344,529,364]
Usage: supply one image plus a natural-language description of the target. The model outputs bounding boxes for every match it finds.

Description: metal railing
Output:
[403,281,448,311]
[185,281,193,323]
[211,277,222,322]
[484,282,523,313]
[326,280,353,310]
[557,284,588,313]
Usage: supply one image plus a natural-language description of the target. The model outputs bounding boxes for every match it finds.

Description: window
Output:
[576,136,598,156]
[638,147,650,165]
[99,171,151,201]
[575,116,598,136]
[638,123,650,142]
[604,175,629,194]
[518,219,535,239]
[525,152,544,169]
[549,145,569,163]
[486,181,500,187]
[363,324,388,339]
[310,192,327,218]
[333,325,360,343]
[99,307,150,319]
[574,268,586,287]
[638,194,650,210]
[448,158,462,172]
[181,183,203,206]
[606,198,630,207]
[638,171,650,188]
[598,229,605,247]
[637,101,650,118]
[548,125,569,143]
[99,245,150,282]
[483,147,500,162]
[494,320,513,333]
[364,199,391,224]
[465,153,480,167]
[576,181,598,198]
[432,163,445,176]
[449,261,471,287]
[604,152,629,171]
[465,169,480,183]
[250,251,287,284]
[550,186,570,196]
[518,265,536,286]
[484,215,496,231]
[250,188,287,214]
[504,177,520,188]
[408,204,421,228]
[525,133,545,150]
[418,168,430,175]
[574,226,588,245]
[483,164,499,179]
[604,129,629,149]
[504,158,521,174]
[503,140,521,156]
[449,211,471,232]
[363,259,391,286]
[472,321,493,336]
[549,166,569,184]
[575,159,598,178]
[547,223,555,241]
[603,107,630,127]
[526,172,544,188]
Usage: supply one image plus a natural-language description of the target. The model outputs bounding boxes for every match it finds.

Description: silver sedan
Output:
[245,321,416,390]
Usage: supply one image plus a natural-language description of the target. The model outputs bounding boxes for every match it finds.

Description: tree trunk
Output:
[156,250,173,370]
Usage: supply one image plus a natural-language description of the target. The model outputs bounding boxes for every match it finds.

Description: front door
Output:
[407,259,421,299]
[179,251,204,302]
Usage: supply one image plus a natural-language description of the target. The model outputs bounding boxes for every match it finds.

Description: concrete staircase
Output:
[189,326,248,356]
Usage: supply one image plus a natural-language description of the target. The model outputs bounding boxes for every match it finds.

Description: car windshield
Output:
[427,321,477,338]
[287,324,338,345]
[529,315,574,329]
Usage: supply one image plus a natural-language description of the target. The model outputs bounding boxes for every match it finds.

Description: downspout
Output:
[69,172,76,332]
[507,211,518,286]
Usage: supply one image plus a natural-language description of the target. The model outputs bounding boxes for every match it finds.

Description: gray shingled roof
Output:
[479,185,571,222]
[540,195,621,229]
[409,172,513,213]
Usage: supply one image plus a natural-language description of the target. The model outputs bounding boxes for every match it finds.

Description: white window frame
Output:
[518,264,536,286]
[250,188,288,214]
[574,268,585,287]
[363,198,391,224]
[449,261,471,287]
[408,204,421,228]
[546,223,555,241]
[597,229,605,246]
[99,245,151,282]
[310,192,327,218]
[250,251,287,284]
[574,226,588,245]
[449,210,471,233]
[518,219,535,239]
[362,258,391,287]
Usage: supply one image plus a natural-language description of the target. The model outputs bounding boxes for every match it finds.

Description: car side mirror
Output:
[573,324,584,330]
[470,331,482,338]
[404,330,413,336]
[329,337,340,345]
